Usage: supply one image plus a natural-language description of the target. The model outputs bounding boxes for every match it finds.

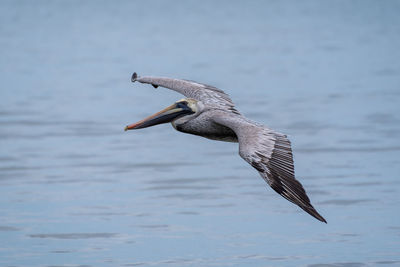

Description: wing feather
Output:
[131,73,240,115]
[212,112,327,223]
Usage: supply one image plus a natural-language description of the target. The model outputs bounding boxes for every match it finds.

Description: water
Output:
[1,1,400,266]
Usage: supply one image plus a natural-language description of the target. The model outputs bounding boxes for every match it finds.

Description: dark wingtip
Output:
[303,204,327,223]
[317,214,328,224]
[131,72,138,82]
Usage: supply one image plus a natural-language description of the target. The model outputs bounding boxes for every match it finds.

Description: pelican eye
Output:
[177,101,188,108]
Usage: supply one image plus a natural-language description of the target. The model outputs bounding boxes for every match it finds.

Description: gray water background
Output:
[1,1,400,266]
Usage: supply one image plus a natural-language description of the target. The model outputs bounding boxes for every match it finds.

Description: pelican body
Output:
[125,72,327,223]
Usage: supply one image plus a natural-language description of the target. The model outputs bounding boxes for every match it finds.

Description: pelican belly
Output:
[172,119,238,142]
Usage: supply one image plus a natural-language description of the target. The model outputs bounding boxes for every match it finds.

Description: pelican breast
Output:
[172,111,238,142]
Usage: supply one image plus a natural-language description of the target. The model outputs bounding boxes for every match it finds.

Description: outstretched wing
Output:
[212,112,327,223]
[131,72,240,115]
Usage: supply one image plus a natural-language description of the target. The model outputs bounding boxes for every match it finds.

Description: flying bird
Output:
[125,72,327,223]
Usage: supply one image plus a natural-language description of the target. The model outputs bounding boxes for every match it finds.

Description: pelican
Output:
[125,72,327,223]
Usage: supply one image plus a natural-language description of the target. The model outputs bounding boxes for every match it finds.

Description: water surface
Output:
[1,1,400,266]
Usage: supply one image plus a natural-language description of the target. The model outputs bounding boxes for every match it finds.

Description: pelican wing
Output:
[131,73,240,115]
[212,112,327,223]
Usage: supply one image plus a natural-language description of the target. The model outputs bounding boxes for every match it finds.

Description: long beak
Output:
[125,103,192,131]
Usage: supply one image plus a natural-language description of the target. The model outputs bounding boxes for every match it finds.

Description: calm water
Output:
[1,1,400,266]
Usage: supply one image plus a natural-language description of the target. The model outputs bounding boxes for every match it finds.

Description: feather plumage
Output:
[131,73,326,223]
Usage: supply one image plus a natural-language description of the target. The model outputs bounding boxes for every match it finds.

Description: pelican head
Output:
[125,98,198,131]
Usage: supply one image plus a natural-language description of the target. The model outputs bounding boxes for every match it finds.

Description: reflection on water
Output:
[1,0,400,266]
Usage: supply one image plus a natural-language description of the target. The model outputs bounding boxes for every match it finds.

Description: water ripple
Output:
[28,233,118,239]
[318,199,376,206]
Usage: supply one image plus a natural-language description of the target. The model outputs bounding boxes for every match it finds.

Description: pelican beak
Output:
[125,102,193,131]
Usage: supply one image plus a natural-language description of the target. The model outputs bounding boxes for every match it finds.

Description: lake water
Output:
[1,1,400,266]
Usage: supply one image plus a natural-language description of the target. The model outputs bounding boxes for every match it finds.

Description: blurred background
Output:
[1,0,399,266]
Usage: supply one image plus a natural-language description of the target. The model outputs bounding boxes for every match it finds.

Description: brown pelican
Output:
[125,73,327,223]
